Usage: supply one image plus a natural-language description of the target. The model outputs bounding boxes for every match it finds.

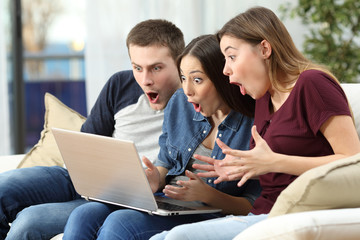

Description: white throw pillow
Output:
[234,208,360,240]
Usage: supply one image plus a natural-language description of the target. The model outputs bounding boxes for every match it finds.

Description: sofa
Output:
[0,83,360,240]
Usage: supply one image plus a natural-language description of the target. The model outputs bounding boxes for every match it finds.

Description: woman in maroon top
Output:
[150,6,360,240]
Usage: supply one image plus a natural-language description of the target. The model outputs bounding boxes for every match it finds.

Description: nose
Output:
[140,70,154,86]
[223,63,232,76]
[182,80,194,97]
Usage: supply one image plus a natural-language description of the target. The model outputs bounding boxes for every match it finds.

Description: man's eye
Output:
[153,66,161,71]
[134,66,142,71]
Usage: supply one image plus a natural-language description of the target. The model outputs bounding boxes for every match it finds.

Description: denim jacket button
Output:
[218,133,222,137]
[203,130,207,134]
[188,148,191,152]
[208,179,212,183]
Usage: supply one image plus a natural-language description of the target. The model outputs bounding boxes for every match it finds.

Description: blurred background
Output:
[1,0,359,156]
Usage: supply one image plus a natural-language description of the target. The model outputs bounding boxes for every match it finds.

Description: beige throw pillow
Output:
[269,152,360,217]
[17,93,86,168]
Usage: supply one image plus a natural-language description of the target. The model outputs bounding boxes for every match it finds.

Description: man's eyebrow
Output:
[149,62,164,67]
[131,62,164,68]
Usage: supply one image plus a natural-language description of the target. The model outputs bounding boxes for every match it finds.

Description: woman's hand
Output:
[143,156,160,193]
[162,170,211,202]
[192,137,239,181]
[219,125,276,186]
[193,153,238,184]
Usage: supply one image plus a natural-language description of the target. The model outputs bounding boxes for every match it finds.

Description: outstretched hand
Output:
[192,139,240,184]
[219,125,275,186]
[193,125,276,187]
[143,156,160,193]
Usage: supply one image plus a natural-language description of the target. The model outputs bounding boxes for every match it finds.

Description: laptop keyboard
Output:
[156,201,194,211]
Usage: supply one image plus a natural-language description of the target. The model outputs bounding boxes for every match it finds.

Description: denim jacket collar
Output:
[192,110,243,132]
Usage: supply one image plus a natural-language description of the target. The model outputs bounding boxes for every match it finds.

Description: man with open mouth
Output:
[1,19,184,240]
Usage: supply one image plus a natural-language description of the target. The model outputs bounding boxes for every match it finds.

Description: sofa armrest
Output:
[0,154,25,173]
[234,208,360,240]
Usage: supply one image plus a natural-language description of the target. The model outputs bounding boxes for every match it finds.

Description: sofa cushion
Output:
[268,152,360,217]
[235,207,360,240]
[17,93,86,168]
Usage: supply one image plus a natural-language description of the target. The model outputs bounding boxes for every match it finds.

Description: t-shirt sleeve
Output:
[297,70,351,135]
[81,70,141,136]
[81,75,116,136]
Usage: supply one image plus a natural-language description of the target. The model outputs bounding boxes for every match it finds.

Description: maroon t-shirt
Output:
[250,69,351,215]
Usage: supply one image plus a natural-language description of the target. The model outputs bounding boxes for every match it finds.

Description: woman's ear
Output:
[260,40,272,59]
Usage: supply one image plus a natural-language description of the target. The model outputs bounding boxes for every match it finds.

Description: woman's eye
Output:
[193,77,202,84]
[229,55,235,60]
[180,75,186,82]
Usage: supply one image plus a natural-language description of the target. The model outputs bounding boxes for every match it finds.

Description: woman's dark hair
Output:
[177,34,255,117]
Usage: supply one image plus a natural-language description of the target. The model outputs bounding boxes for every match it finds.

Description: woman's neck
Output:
[202,105,231,150]
[268,73,297,113]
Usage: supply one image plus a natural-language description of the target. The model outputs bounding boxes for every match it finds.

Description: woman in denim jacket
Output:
[63,35,261,240]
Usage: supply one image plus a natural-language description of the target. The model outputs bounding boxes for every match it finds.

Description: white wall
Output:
[0,0,11,155]
[85,0,306,111]
[0,0,305,155]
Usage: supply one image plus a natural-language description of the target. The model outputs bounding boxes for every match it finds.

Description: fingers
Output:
[175,171,201,188]
[221,148,245,158]
[196,172,219,178]
[237,173,251,187]
[251,125,262,145]
[142,156,155,170]
[184,170,198,180]
[192,163,214,171]
[216,138,231,151]
[193,154,215,165]
[163,185,182,199]
[213,175,228,184]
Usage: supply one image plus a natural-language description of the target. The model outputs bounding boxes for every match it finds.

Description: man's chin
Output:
[149,102,165,111]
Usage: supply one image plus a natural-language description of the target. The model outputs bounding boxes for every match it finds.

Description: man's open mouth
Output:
[146,92,159,103]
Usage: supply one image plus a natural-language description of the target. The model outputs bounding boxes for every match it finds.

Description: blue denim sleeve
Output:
[155,120,175,170]
[154,92,178,170]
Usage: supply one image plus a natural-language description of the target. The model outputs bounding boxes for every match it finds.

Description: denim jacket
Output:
[155,89,261,203]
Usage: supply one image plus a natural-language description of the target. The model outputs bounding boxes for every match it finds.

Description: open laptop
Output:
[52,128,221,216]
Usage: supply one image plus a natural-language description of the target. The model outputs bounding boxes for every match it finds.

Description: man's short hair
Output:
[126,19,184,61]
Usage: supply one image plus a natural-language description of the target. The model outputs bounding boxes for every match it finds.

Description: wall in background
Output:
[0,0,306,155]
[0,0,11,155]
[85,0,306,111]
